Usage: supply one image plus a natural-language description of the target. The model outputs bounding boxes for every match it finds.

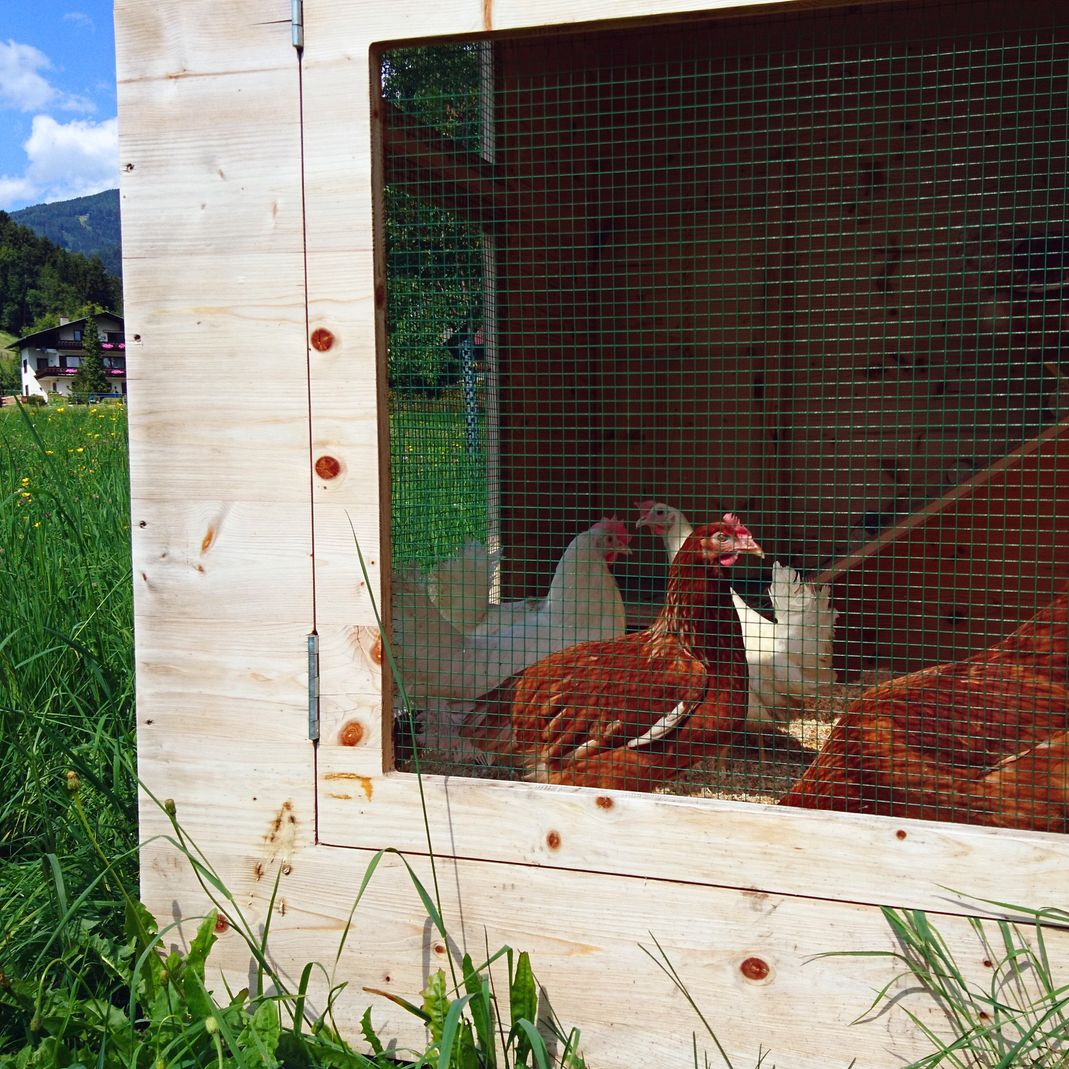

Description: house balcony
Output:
[52,337,127,351]
[35,363,127,378]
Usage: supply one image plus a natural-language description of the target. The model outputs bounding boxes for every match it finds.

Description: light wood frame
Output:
[116,1,1069,1066]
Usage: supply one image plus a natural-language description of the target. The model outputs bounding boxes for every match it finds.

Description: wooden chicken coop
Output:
[118,0,1069,1065]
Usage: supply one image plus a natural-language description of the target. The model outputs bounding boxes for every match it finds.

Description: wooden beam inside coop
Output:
[815,412,1069,679]
[383,99,536,230]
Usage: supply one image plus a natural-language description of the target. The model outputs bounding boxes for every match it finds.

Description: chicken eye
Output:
[714,532,728,542]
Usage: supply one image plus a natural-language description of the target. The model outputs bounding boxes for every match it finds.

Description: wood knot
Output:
[433,943,446,955]
[595,796,614,810]
[315,455,342,480]
[740,957,770,981]
[310,327,335,351]
[213,914,229,934]
[339,721,365,747]
[895,829,908,840]
[545,830,561,850]
[370,632,383,665]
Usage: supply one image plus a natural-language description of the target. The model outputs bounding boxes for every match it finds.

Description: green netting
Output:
[380,1,1069,833]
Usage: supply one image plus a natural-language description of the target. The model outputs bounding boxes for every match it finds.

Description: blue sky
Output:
[1,0,117,211]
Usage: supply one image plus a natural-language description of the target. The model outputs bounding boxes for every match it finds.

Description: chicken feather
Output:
[780,590,1069,832]
[392,518,631,705]
[637,501,837,727]
[462,517,761,792]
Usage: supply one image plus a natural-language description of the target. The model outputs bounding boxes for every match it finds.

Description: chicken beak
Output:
[736,536,765,558]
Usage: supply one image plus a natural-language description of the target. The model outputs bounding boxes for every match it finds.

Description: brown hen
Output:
[461,516,763,791]
[780,591,1069,832]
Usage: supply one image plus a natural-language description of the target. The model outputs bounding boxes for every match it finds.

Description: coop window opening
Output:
[375,0,1069,835]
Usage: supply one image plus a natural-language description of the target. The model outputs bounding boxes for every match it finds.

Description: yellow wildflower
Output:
[19,477,29,487]
[76,447,84,454]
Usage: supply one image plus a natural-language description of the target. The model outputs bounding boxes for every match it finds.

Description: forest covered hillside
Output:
[11,189,121,278]
[0,209,121,337]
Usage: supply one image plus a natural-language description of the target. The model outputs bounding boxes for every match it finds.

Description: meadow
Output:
[389,391,489,568]
[0,402,140,1053]
[1,401,1065,1068]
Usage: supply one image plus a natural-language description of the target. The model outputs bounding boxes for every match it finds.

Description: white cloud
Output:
[0,114,118,209]
[0,175,35,206]
[0,39,95,114]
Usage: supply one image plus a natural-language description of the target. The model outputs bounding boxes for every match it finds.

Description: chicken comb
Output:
[722,512,753,536]
[596,516,632,544]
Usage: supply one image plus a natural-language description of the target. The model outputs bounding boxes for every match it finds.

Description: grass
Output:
[0,401,136,973]
[826,902,1069,1068]
[390,392,488,568]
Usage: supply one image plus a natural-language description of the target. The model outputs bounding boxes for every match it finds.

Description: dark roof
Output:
[14,312,124,350]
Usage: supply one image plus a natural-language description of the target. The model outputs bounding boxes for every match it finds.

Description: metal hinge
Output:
[307,632,320,740]
[291,0,304,51]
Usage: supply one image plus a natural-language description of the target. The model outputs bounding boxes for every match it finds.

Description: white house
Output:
[16,312,126,400]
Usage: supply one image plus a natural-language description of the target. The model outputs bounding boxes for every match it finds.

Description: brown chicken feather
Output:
[780,591,1069,832]
[462,517,762,792]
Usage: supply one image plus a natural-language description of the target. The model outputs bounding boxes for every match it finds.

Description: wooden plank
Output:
[813,413,1069,677]
[115,0,315,951]
[315,769,1069,913]
[115,79,304,258]
[487,0,803,33]
[112,0,294,80]
[136,827,1069,1069]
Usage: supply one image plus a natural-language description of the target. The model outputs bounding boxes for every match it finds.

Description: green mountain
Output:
[11,189,121,278]
[0,210,122,336]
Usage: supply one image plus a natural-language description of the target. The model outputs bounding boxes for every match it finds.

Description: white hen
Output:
[425,541,504,634]
[636,500,837,730]
[392,518,632,705]
[423,539,559,639]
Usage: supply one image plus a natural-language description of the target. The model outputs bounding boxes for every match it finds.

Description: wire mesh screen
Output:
[380,0,1069,832]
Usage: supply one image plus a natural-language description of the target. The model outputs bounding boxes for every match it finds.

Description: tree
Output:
[0,211,121,335]
[71,313,109,400]
[381,45,483,393]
